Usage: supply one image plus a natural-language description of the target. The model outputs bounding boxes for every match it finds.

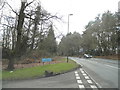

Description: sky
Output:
[0,0,119,41]
[39,0,119,35]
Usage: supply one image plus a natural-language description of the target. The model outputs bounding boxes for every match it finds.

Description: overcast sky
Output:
[1,0,119,41]
[39,0,119,35]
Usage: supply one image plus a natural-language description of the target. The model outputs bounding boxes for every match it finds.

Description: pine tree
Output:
[46,24,57,54]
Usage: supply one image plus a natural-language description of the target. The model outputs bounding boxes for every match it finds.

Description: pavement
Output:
[2,57,119,89]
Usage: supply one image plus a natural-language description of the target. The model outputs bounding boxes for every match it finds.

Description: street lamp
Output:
[67,14,73,63]
[21,0,27,2]
[68,14,73,33]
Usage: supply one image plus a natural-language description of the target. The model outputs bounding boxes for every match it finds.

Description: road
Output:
[70,57,119,88]
[2,57,119,89]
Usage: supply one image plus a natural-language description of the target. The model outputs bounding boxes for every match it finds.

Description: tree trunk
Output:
[7,2,26,70]
[7,58,14,71]
[6,50,15,70]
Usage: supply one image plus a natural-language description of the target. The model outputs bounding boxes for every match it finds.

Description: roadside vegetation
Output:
[94,55,119,60]
[1,0,119,72]
[2,58,79,80]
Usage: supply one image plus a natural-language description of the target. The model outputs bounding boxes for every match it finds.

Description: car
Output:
[84,54,92,58]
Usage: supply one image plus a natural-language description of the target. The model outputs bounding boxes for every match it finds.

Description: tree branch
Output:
[25,0,35,8]
[5,2,18,16]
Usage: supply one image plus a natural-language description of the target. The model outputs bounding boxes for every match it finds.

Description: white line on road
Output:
[78,85,85,88]
[87,80,93,84]
[87,59,119,70]
[76,76,80,79]
[75,71,78,74]
[77,80,83,84]
[81,71,85,73]
[106,64,120,69]
[84,70,102,88]
[83,73,87,76]
[75,73,79,77]
[84,76,89,79]
[80,68,83,71]
[90,85,97,88]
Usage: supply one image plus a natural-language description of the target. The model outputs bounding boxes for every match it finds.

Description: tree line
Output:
[1,0,119,70]
[58,11,119,56]
[1,0,59,70]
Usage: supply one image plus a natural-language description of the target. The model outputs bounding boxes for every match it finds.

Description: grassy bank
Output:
[2,58,79,80]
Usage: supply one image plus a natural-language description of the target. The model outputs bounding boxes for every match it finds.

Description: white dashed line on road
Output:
[83,69,102,88]
[75,73,79,77]
[84,76,89,79]
[80,68,83,71]
[77,80,83,84]
[78,85,85,88]
[75,71,78,74]
[87,80,93,84]
[76,76,80,79]
[75,69,100,89]
[83,73,87,76]
[81,71,85,73]
[90,85,97,88]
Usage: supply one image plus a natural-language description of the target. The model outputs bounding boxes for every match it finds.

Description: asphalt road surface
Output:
[70,57,119,88]
[2,57,119,89]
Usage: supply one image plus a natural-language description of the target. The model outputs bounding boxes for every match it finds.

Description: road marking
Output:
[75,73,79,77]
[106,64,120,69]
[81,71,85,73]
[84,76,89,79]
[75,71,78,74]
[78,85,85,88]
[76,76,80,79]
[90,85,97,88]
[83,69,102,88]
[77,80,83,84]
[83,73,87,76]
[80,68,83,71]
[87,80,93,84]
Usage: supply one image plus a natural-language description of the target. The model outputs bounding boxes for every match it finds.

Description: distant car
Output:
[84,54,92,58]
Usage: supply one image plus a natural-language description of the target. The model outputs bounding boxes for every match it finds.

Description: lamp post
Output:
[21,0,27,3]
[68,14,73,33]
[67,14,73,63]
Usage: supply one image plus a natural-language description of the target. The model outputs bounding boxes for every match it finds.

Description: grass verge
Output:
[2,58,79,80]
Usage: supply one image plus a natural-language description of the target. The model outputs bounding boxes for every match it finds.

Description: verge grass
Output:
[2,58,79,80]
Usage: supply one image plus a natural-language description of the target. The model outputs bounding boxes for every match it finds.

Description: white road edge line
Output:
[87,59,120,70]
[106,64,120,69]
[83,69,102,88]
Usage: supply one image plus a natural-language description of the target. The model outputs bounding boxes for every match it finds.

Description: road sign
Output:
[42,58,52,62]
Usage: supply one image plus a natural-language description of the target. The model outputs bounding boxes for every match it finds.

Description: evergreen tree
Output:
[46,24,57,54]
[39,24,57,55]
